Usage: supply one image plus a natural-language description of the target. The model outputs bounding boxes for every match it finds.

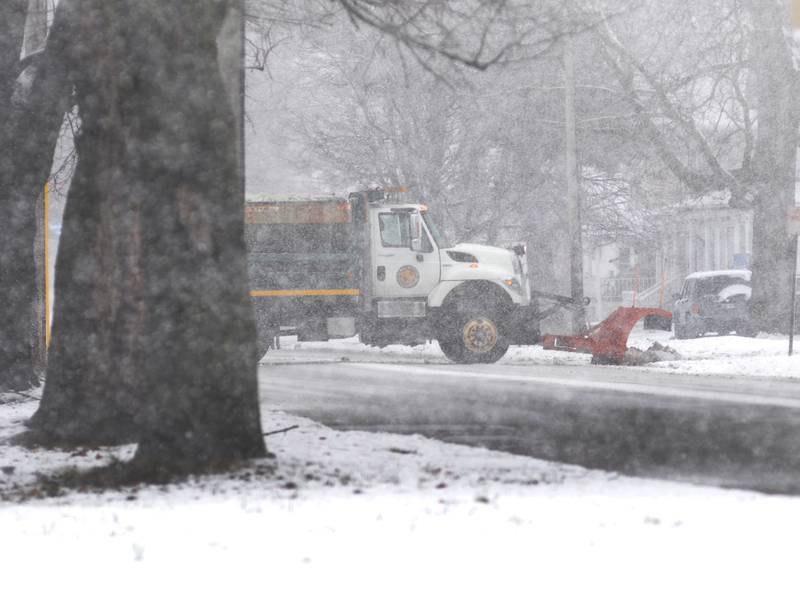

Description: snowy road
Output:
[260,346,800,493]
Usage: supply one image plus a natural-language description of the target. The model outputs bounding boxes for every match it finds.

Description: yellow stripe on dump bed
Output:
[250,289,360,298]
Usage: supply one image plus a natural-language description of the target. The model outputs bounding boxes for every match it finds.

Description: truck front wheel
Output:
[438,311,510,364]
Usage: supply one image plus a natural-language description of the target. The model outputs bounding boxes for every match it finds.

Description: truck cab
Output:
[246,189,540,363]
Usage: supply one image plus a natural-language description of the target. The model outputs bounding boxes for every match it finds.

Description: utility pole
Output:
[564,34,586,332]
[790,2,800,355]
[788,207,800,355]
[26,0,50,370]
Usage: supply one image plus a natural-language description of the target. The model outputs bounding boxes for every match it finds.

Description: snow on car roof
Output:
[718,283,752,301]
[685,269,751,280]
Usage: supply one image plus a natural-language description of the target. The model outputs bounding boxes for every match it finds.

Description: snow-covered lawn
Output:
[626,329,800,377]
[2,393,800,596]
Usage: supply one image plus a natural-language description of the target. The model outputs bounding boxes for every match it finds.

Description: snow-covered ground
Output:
[1,330,797,595]
[2,390,800,597]
[626,329,800,377]
[277,327,800,379]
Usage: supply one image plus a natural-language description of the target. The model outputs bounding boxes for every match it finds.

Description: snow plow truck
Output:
[246,189,668,364]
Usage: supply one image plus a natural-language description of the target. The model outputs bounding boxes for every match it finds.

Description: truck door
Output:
[371,208,441,304]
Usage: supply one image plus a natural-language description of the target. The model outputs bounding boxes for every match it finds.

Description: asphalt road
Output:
[259,346,800,493]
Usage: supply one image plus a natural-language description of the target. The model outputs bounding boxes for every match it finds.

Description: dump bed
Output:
[245,197,363,296]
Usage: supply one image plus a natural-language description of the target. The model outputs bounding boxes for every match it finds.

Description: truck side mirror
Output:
[410,213,423,251]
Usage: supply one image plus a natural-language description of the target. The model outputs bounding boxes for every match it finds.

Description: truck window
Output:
[379,213,411,248]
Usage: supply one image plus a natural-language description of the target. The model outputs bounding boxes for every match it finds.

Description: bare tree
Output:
[248,2,675,293]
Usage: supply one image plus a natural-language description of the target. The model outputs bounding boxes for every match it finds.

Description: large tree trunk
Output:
[28,0,266,475]
[747,0,798,332]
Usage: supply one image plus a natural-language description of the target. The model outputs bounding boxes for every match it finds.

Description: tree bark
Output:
[0,1,33,390]
[746,0,798,331]
[28,0,266,474]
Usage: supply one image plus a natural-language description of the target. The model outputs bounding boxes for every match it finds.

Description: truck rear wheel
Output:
[256,333,273,362]
[439,310,509,364]
[256,323,279,362]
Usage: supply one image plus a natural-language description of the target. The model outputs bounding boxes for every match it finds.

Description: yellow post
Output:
[44,182,51,349]
[793,0,800,29]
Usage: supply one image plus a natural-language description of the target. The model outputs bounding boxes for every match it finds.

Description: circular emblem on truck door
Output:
[396,265,420,288]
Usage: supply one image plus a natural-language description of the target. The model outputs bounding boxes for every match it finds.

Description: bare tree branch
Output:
[595,12,746,202]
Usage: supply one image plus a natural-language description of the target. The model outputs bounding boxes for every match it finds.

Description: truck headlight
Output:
[504,278,522,293]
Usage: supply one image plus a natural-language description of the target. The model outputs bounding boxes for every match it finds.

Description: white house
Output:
[583,193,754,321]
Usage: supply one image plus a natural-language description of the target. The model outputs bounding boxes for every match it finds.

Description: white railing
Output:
[634,276,684,307]
[600,276,656,302]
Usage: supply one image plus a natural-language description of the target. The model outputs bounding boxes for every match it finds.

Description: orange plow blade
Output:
[542,307,673,365]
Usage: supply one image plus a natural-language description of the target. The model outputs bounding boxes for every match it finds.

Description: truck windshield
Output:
[421,211,449,248]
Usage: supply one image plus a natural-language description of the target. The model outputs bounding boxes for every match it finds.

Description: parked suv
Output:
[672,270,754,339]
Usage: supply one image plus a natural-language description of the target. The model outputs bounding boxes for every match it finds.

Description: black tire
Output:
[674,317,698,340]
[591,354,621,365]
[253,301,277,361]
[436,283,514,364]
[438,338,464,362]
[674,321,688,340]
[256,327,278,361]
[256,335,272,362]
[438,309,510,364]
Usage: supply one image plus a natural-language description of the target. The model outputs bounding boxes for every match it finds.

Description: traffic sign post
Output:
[791,3,800,355]
[788,206,800,356]
[791,243,797,356]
